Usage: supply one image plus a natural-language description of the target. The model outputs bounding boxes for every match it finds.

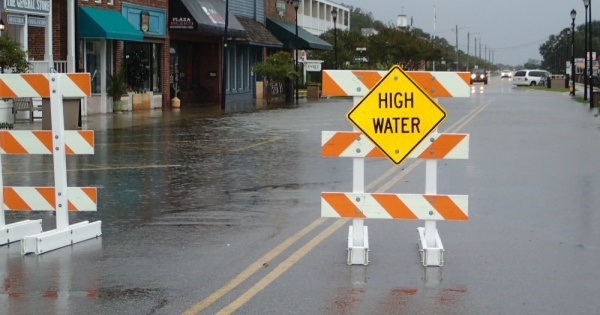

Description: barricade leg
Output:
[347,118,369,265]
[417,130,444,266]
[0,149,43,245]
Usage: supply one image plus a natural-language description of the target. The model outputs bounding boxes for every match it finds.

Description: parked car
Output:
[512,70,551,86]
[501,70,512,78]
[470,68,488,85]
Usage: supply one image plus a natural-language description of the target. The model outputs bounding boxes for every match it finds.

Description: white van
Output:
[512,69,551,86]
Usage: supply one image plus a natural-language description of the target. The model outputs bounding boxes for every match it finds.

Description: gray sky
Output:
[340,0,597,66]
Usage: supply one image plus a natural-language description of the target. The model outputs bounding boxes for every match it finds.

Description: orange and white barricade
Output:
[321,69,470,266]
[0,73,101,254]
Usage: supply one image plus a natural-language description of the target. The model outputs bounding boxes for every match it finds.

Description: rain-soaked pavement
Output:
[2,77,600,314]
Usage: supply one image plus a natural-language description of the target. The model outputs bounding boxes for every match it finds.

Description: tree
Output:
[524,59,542,69]
[0,36,29,73]
[252,51,297,104]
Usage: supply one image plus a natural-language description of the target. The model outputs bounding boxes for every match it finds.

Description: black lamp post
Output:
[584,0,589,101]
[292,0,299,104]
[331,8,338,69]
[572,9,577,96]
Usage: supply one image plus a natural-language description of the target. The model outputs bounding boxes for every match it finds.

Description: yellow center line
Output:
[180,217,328,315]
[214,219,349,315]
[181,98,494,315]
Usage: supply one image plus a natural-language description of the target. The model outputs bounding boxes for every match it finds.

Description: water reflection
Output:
[0,238,102,314]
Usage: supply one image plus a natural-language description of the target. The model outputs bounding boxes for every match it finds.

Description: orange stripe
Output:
[456,72,471,85]
[322,193,366,218]
[21,74,50,97]
[0,131,28,154]
[424,195,467,220]
[32,131,53,153]
[321,72,347,96]
[81,187,97,204]
[66,73,91,96]
[366,147,385,158]
[36,187,56,208]
[407,72,452,98]
[418,134,466,159]
[65,145,75,154]
[3,188,31,210]
[68,201,77,211]
[352,71,383,89]
[371,194,418,219]
[0,80,17,98]
[322,132,360,156]
[79,131,95,148]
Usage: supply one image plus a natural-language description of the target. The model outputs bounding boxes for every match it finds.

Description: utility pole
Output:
[467,32,470,71]
[455,25,459,71]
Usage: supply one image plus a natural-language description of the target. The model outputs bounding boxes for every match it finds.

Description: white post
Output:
[45,13,54,70]
[21,17,28,54]
[417,99,445,266]
[67,0,76,72]
[348,95,369,265]
[50,74,69,231]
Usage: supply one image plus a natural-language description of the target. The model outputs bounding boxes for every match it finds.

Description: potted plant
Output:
[171,81,180,108]
[107,69,128,112]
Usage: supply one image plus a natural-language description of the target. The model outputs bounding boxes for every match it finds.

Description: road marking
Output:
[214,219,349,315]
[182,98,494,315]
[180,217,328,315]
[228,137,282,152]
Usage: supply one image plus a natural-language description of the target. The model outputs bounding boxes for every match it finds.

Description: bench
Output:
[12,97,42,123]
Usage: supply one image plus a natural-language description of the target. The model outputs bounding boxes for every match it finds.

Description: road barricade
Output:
[0,73,101,254]
[321,68,470,266]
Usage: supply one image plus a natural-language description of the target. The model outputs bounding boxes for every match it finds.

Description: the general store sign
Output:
[5,0,51,16]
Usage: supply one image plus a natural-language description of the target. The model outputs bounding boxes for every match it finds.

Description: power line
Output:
[492,38,548,51]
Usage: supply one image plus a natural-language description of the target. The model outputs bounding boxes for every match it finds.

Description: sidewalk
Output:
[11,98,318,132]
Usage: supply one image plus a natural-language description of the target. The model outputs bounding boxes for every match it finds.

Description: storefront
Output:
[79,4,168,113]
[169,0,247,105]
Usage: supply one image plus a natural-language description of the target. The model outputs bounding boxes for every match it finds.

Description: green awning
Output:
[266,18,332,51]
[79,6,143,41]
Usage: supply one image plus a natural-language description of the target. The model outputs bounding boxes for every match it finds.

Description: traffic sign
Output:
[346,65,447,165]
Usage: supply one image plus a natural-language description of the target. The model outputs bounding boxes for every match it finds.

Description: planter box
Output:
[132,92,152,110]
[307,84,320,101]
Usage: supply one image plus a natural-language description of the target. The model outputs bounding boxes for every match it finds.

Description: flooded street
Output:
[2,79,600,315]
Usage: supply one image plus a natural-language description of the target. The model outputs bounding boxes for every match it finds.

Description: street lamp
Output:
[572,9,577,96]
[331,8,338,69]
[293,0,299,104]
[584,0,589,101]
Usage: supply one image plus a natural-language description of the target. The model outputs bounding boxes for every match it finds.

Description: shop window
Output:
[124,42,162,92]
[86,41,102,94]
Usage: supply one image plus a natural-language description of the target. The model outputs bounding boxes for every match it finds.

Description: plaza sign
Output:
[5,0,51,16]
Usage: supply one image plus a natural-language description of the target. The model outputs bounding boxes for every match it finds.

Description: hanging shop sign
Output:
[7,14,25,25]
[28,16,47,27]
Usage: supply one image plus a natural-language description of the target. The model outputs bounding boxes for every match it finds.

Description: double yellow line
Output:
[181,98,494,315]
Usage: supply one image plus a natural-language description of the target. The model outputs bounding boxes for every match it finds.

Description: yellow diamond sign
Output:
[347,65,447,165]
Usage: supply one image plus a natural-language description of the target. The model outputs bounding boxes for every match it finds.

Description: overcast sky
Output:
[340,0,599,66]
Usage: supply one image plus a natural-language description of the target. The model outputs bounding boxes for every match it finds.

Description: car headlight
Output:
[480,74,484,79]
[471,74,476,79]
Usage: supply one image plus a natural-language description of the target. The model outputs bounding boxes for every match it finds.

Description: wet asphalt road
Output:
[1,76,600,315]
